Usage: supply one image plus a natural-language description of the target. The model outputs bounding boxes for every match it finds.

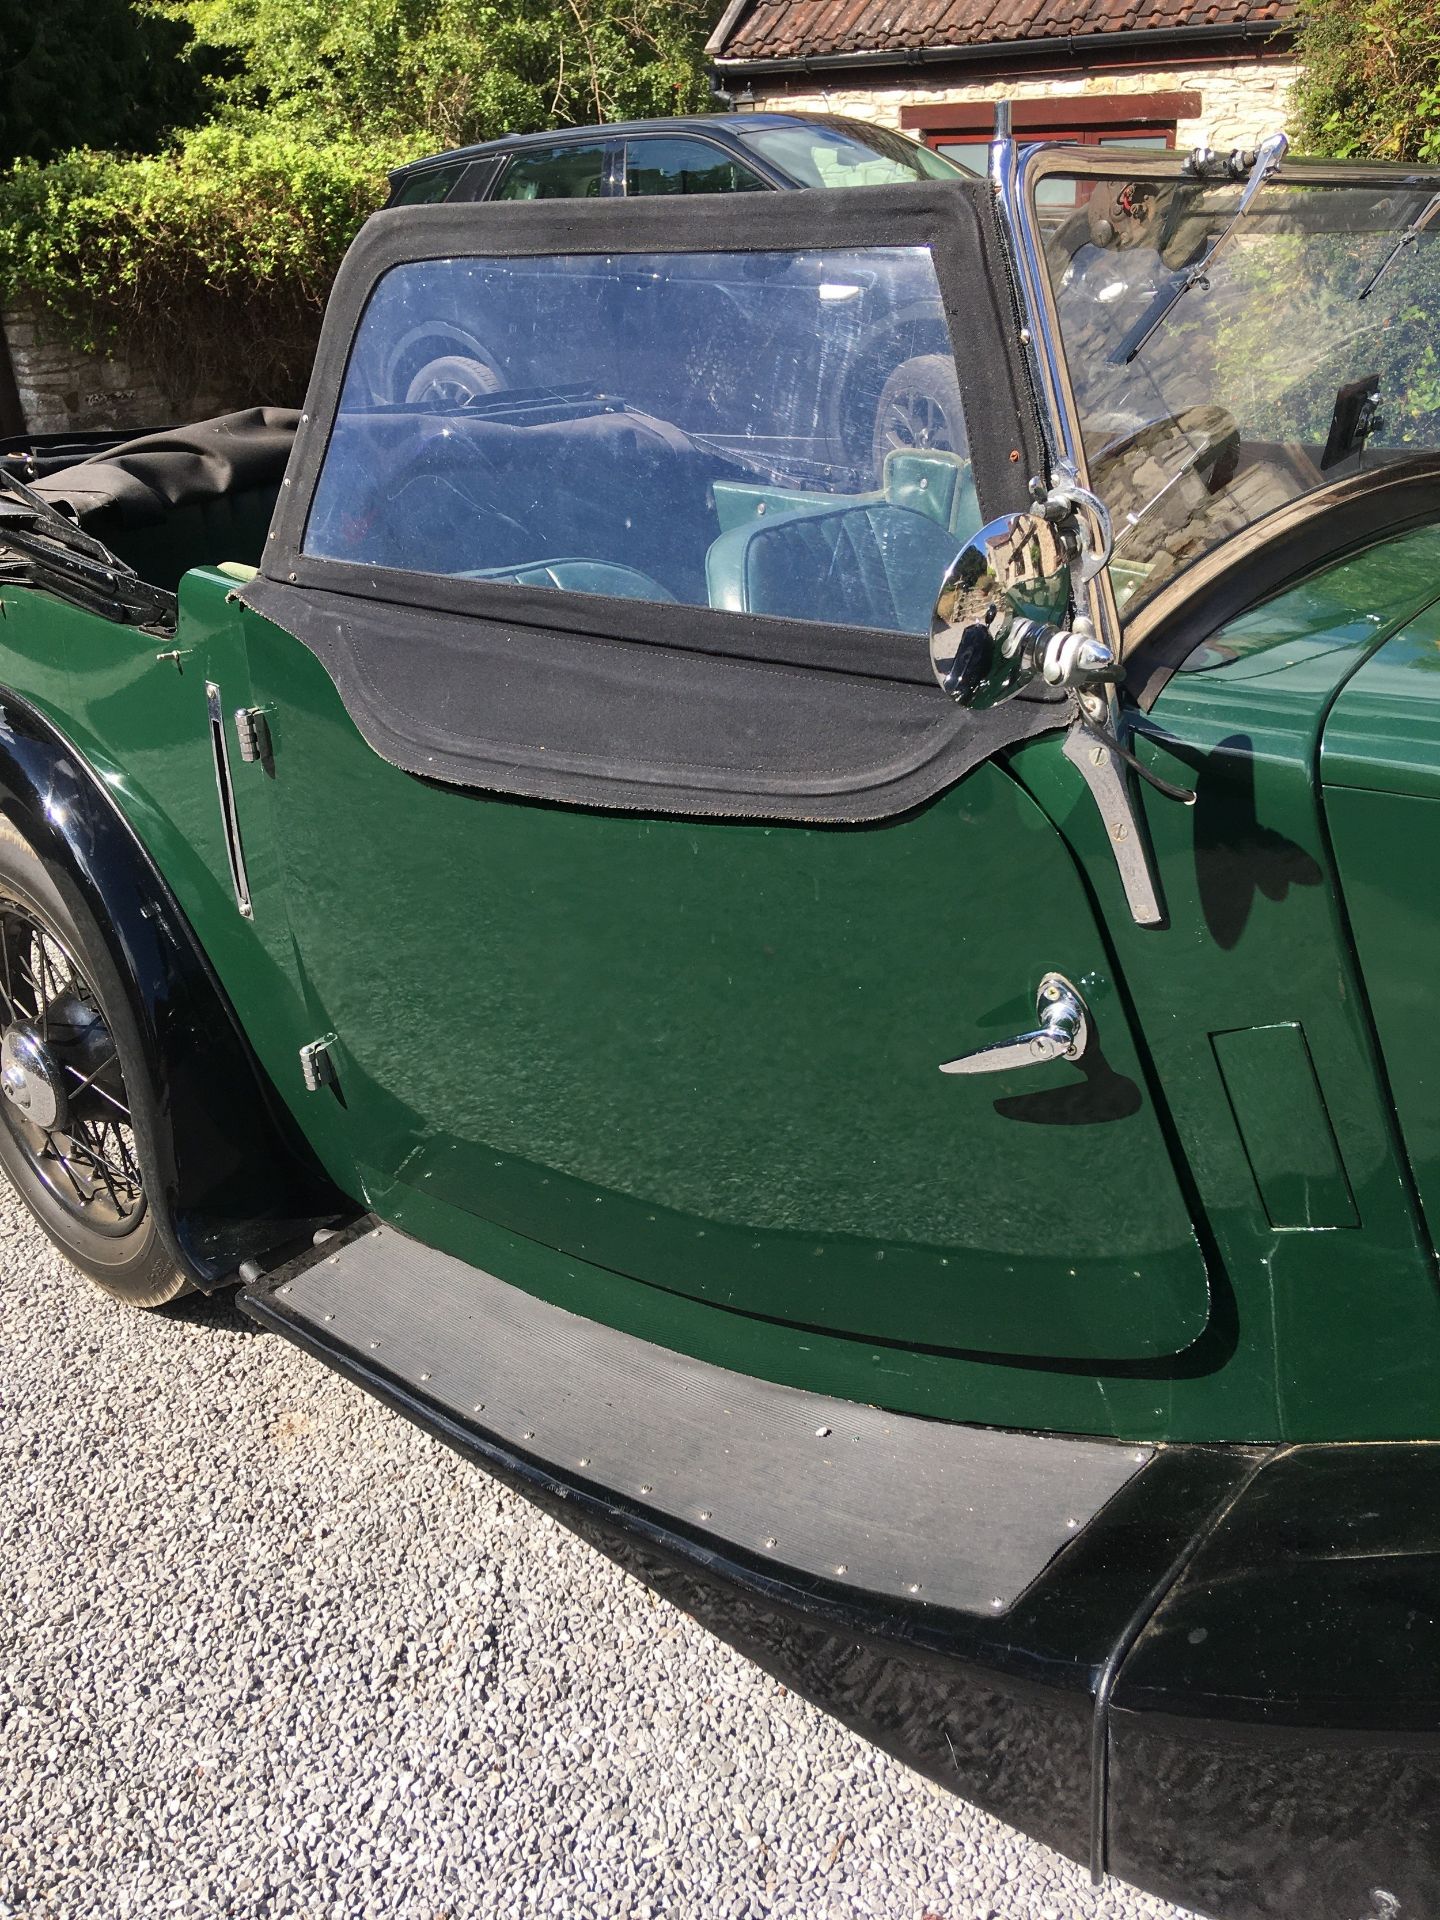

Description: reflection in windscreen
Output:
[1042,178,1440,611]
[736,122,965,188]
[304,247,978,635]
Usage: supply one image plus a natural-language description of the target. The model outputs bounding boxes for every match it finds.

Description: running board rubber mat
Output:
[243,1221,1152,1616]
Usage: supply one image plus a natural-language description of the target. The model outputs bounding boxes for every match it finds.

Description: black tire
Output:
[404,353,506,407]
[871,353,966,474]
[0,815,189,1308]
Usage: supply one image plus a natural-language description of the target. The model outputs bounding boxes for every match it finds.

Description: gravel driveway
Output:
[1,1192,1200,1920]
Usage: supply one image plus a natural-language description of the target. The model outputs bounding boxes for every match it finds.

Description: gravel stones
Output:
[0,1197,1200,1920]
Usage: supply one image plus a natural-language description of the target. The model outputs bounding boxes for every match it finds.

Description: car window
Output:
[736,123,964,188]
[388,168,461,206]
[303,245,976,635]
[624,138,767,196]
[494,144,608,201]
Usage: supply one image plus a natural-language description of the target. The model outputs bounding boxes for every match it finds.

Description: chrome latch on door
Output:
[939,972,1089,1075]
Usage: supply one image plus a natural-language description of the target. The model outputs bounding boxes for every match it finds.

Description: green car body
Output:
[5,133,1440,1918]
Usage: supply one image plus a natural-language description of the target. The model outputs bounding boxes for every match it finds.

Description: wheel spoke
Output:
[61,1049,129,1118]
[45,1135,92,1205]
[0,925,16,1020]
[0,897,143,1232]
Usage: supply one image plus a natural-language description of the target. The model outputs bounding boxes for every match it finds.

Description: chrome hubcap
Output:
[1,1025,67,1131]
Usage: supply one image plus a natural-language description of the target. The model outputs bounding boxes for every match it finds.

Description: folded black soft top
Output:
[34,407,299,531]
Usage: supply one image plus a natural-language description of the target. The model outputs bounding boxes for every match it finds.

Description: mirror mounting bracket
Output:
[929,468,1193,929]
[1062,690,1200,929]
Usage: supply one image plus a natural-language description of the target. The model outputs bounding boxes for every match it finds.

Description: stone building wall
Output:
[1,304,234,436]
[750,58,1298,153]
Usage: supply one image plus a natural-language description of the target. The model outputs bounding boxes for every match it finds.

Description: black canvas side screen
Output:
[247,184,1061,821]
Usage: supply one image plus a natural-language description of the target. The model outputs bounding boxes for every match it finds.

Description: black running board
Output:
[241,1219,1150,1618]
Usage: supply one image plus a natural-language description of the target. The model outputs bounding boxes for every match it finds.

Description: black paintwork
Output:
[243,1243,1440,1920]
[0,689,344,1282]
[1110,1445,1440,1918]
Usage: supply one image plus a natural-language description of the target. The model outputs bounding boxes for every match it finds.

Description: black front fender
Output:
[0,688,346,1286]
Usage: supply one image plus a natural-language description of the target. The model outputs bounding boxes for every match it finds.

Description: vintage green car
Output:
[2,120,1439,1918]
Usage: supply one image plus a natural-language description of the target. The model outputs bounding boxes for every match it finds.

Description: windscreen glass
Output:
[737,122,964,187]
[1040,173,1440,613]
[304,247,978,634]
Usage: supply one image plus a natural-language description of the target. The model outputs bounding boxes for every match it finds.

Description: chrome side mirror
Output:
[931,476,1124,710]
[929,509,1072,709]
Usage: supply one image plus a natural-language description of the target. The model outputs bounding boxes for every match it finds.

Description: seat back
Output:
[882,449,981,543]
[705,500,961,633]
[711,449,980,540]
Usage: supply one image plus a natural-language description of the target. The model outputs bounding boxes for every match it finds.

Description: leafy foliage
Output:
[0,0,210,165]
[1293,0,1440,162]
[161,0,720,147]
[0,0,723,410]
[0,125,408,408]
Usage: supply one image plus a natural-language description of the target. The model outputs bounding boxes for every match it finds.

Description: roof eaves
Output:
[715,10,1294,64]
[705,0,759,57]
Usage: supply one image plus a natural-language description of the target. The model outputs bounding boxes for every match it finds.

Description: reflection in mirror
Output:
[930,510,1070,707]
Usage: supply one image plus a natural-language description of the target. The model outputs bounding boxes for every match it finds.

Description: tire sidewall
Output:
[0,813,187,1306]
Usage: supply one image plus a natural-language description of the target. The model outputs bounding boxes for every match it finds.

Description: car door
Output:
[239,183,1212,1365]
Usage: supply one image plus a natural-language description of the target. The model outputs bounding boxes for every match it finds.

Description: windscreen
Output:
[1039,173,1440,613]
[735,122,965,188]
[303,245,978,635]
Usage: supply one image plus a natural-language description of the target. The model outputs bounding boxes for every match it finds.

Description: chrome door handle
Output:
[939,972,1089,1075]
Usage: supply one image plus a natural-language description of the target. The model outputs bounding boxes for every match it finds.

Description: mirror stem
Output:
[1079,717,1196,805]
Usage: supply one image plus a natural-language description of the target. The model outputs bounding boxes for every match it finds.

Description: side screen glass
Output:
[303,247,977,635]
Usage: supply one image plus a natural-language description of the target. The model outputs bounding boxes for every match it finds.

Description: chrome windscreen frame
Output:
[988,128,1128,665]
[995,138,1440,660]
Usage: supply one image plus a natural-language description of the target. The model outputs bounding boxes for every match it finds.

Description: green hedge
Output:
[0,124,412,408]
[1294,0,1440,161]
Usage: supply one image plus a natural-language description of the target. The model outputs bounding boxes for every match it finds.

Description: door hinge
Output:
[299,1034,337,1092]
[233,705,273,769]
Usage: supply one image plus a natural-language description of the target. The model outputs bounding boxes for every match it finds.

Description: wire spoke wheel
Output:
[878,388,953,455]
[0,897,145,1237]
[870,353,966,478]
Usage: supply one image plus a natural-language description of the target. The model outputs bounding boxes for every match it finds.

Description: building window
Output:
[899,92,1195,205]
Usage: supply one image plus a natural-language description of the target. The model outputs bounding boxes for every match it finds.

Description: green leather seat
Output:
[710,449,981,541]
[704,500,961,633]
[882,449,980,540]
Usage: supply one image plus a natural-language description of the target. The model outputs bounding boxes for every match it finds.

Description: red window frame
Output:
[898,91,1198,156]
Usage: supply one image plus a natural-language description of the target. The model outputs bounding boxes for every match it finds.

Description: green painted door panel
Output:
[1323,598,1440,1246]
[1005,530,1440,1439]
[241,612,1210,1363]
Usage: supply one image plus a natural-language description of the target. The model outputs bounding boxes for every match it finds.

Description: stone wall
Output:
[1,304,235,436]
[749,57,1298,153]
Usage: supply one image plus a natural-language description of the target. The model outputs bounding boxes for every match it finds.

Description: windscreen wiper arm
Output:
[1357,191,1440,301]
[1110,132,1289,366]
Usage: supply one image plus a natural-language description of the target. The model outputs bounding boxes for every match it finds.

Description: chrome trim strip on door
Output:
[205,680,253,919]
